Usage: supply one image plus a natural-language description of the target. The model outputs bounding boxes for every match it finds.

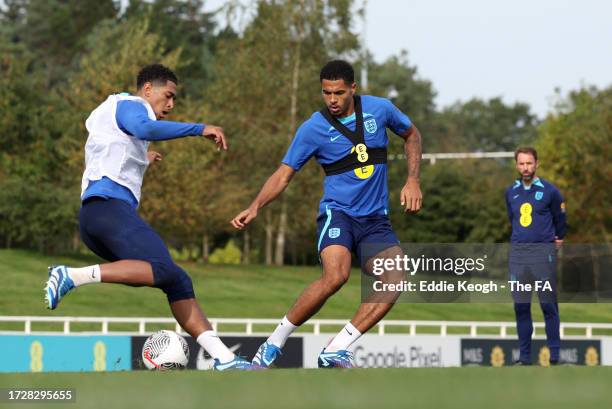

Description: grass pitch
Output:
[2,366,611,409]
[2,249,611,327]
[2,250,612,409]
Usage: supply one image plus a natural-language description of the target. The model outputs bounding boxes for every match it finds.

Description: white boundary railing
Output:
[389,151,515,165]
[2,316,612,339]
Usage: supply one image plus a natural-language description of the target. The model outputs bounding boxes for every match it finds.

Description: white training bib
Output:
[81,94,156,203]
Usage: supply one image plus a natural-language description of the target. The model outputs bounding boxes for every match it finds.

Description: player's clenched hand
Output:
[401,178,422,213]
[231,207,258,230]
[147,150,163,164]
[202,124,228,151]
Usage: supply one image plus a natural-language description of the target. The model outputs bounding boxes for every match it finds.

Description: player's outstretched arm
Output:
[399,125,423,213]
[116,101,228,150]
[231,164,296,229]
[202,125,228,151]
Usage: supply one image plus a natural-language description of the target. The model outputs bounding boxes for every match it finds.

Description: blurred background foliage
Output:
[0,0,609,262]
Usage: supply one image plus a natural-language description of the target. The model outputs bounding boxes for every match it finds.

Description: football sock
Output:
[67,265,101,287]
[325,322,361,352]
[197,331,235,363]
[267,316,298,348]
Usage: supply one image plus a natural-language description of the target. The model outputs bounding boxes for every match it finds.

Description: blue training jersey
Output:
[505,177,567,243]
[282,95,412,217]
[114,99,204,141]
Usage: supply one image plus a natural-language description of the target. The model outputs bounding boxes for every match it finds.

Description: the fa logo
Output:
[535,191,543,201]
[364,118,377,133]
[328,228,341,239]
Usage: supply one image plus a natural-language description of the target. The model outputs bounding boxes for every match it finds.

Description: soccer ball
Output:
[142,330,190,370]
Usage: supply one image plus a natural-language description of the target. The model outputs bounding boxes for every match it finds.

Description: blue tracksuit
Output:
[505,177,567,363]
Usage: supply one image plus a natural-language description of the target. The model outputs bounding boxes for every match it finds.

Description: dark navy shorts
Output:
[316,208,400,265]
[79,197,195,303]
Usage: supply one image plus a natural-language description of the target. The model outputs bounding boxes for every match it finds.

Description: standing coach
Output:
[505,147,567,365]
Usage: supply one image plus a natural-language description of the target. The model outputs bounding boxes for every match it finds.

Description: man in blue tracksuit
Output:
[505,147,567,365]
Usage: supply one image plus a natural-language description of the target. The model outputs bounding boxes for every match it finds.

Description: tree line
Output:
[0,0,609,263]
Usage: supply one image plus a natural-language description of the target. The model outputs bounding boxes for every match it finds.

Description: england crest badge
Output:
[328,228,341,239]
[364,118,377,133]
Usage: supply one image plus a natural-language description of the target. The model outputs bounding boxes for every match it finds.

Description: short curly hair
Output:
[320,60,354,84]
[136,64,178,90]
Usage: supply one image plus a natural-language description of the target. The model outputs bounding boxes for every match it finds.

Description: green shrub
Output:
[209,240,242,265]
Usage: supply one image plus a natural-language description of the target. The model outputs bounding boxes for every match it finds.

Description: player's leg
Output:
[538,302,560,364]
[47,198,253,369]
[536,256,560,364]
[252,210,354,367]
[509,260,534,365]
[339,244,404,335]
[48,198,185,292]
[168,297,251,369]
[514,302,533,364]
[105,202,251,369]
[318,245,404,369]
[318,243,404,367]
[148,263,251,369]
[318,217,404,368]
[332,217,404,339]
[98,260,154,285]
[45,198,157,309]
[286,245,352,325]
[99,204,253,369]
[252,245,352,367]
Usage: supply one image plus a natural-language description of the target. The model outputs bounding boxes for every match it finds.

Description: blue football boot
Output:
[44,265,75,310]
[317,349,354,368]
[213,356,260,371]
[252,341,282,368]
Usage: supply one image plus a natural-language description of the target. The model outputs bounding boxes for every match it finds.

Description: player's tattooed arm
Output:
[400,125,423,213]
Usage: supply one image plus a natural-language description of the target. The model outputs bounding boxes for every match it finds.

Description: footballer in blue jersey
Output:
[282,94,412,218]
[232,60,423,368]
[506,147,566,366]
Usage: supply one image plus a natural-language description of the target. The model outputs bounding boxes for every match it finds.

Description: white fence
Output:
[2,316,612,338]
[389,151,515,165]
